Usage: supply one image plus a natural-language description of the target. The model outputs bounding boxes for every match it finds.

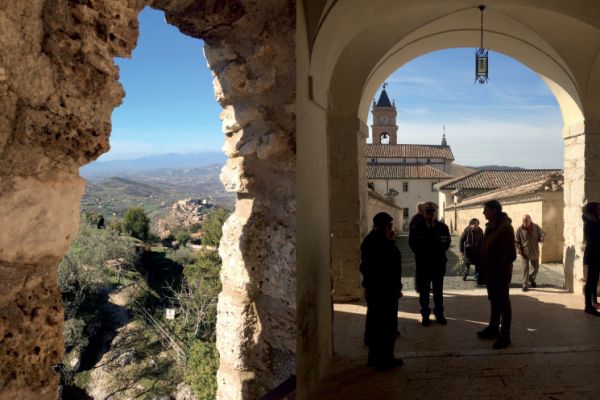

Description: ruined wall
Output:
[0,1,144,397]
[0,1,296,399]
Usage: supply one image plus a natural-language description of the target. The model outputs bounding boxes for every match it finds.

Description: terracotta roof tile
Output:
[367,163,453,180]
[452,172,564,208]
[366,144,454,160]
[436,169,562,190]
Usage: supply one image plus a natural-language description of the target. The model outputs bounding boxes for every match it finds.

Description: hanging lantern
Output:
[475,5,489,84]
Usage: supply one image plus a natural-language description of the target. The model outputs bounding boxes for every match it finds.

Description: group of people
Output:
[459,213,544,292]
[359,199,600,371]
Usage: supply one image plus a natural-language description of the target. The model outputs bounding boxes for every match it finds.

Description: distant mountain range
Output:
[80,152,227,179]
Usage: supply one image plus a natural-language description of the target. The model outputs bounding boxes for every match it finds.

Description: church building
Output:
[366,86,473,230]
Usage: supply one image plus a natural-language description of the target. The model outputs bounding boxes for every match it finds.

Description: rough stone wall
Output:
[0,1,144,398]
[1,1,296,399]
[563,121,600,293]
[154,1,297,398]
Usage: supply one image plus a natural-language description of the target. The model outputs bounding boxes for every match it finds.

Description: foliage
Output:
[185,340,219,400]
[63,318,88,353]
[107,218,123,234]
[167,249,221,344]
[200,208,230,246]
[123,207,151,241]
[168,247,196,267]
[174,229,192,244]
[58,223,139,357]
[82,211,105,228]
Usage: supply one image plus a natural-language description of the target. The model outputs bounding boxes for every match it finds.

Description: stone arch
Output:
[1,1,294,399]
[298,1,600,397]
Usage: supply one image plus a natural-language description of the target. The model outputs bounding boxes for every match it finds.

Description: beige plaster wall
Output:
[370,178,440,230]
[295,2,332,398]
[452,194,564,264]
[366,195,403,234]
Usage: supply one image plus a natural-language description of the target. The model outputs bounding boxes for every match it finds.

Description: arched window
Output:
[380,132,390,144]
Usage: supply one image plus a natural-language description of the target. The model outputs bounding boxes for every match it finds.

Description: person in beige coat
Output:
[515,215,544,291]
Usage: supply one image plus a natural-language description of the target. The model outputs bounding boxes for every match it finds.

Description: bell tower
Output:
[371,83,398,144]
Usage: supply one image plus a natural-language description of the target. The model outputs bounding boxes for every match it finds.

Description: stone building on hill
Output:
[446,172,564,263]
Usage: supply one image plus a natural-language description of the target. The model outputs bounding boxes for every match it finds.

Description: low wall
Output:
[367,193,403,234]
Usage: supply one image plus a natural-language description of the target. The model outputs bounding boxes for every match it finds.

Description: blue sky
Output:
[101,7,563,168]
[100,7,223,161]
[371,49,563,168]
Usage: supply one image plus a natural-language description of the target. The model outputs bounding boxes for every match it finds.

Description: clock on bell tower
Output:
[371,83,398,144]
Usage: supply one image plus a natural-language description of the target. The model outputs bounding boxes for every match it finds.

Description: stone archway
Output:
[298,1,600,397]
[0,1,295,399]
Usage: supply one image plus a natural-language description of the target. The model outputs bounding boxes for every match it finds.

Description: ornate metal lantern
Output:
[475,5,489,84]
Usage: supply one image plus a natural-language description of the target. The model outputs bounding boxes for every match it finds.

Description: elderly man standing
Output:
[409,202,451,327]
[515,215,544,291]
[478,200,516,349]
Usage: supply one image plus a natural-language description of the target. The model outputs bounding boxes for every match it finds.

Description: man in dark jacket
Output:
[478,200,516,349]
[409,202,451,326]
[360,212,404,370]
[460,218,484,282]
[582,202,600,316]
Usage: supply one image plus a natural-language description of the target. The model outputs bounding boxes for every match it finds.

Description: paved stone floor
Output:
[318,290,600,399]
[396,234,566,291]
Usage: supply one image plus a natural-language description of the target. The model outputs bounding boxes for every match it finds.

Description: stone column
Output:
[328,116,365,302]
[563,121,600,294]
[156,2,297,398]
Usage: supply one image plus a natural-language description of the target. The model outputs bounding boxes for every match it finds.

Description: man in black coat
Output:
[582,202,600,316]
[478,200,516,349]
[409,202,451,326]
[360,212,403,370]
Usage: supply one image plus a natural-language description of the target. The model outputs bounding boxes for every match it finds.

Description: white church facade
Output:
[366,86,473,230]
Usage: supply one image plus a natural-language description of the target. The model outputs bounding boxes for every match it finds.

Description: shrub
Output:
[185,341,219,400]
[123,207,150,241]
[107,218,123,234]
[168,247,196,267]
[82,211,105,228]
[200,208,230,247]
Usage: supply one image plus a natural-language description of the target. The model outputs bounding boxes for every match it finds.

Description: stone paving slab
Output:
[395,235,566,291]
[319,290,600,399]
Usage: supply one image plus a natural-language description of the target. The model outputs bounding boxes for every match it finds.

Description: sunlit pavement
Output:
[318,290,600,399]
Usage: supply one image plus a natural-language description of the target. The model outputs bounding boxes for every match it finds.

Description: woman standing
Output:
[582,202,600,316]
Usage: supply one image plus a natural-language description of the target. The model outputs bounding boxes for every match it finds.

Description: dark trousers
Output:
[486,282,512,338]
[416,269,444,317]
[585,264,600,308]
[366,296,398,366]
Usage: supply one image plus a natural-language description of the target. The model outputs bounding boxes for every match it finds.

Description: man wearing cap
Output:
[478,200,517,349]
[409,202,451,326]
[515,214,544,291]
[359,212,404,370]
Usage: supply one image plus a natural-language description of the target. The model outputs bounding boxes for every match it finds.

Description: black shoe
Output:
[522,286,529,292]
[477,327,500,339]
[435,314,447,325]
[422,317,431,327]
[585,307,600,317]
[374,357,404,371]
[493,336,511,349]
[530,281,537,288]
[463,275,468,281]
